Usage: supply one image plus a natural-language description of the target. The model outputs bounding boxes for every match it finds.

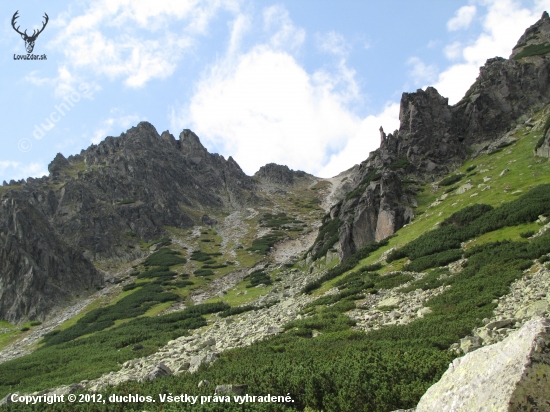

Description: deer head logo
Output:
[11,11,49,54]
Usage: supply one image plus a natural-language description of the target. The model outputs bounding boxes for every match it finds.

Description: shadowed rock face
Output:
[335,171,415,260]
[383,86,465,177]
[0,192,103,323]
[0,123,261,323]
[317,12,550,261]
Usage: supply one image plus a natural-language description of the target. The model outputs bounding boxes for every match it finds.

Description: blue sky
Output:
[1,0,549,181]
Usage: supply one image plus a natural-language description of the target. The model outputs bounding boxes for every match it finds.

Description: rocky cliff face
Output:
[334,171,415,259]
[40,123,259,262]
[0,123,262,323]
[254,163,313,186]
[0,192,103,323]
[315,11,550,261]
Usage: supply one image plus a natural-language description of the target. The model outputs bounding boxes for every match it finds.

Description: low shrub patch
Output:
[311,217,341,261]
[302,239,388,294]
[513,42,550,59]
[439,174,464,187]
[403,249,463,272]
[520,230,536,238]
[193,269,214,277]
[143,248,186,267]
[247,231,286,255]
[245,269,272,287]
[389,156,410,170]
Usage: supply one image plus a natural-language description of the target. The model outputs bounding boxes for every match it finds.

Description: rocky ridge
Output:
[313,11,550,261]
[0,124,263,323]
[253,163,313,186]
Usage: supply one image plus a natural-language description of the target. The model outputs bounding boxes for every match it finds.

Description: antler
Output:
[11,11,26,37]
[29,13,49,40]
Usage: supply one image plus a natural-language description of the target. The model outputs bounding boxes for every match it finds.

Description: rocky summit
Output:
[0,124,261,323]
[313,11,550,261]
[1,11,550,412]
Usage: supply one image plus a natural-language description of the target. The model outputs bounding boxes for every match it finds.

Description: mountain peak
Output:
[179,129,207,157]
[510,10,550,59]
[254,163,311,185]
[48,153,70,179]
[126,121,160,138]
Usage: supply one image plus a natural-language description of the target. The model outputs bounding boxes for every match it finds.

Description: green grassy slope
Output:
[1,109,550,411]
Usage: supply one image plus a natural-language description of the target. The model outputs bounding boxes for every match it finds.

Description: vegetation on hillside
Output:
[0,302,229,397]
[513,42,550,59]
[310,216,341,261]
[3,109,550,411]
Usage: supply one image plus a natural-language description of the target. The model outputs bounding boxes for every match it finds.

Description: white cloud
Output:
[432,63,480,104]
[0,161,48,181]
[263,5,305,51]
[171,6,398,178]
[318,102,400,178]
[312,59,360,105]
[227,14,251,56]
[447,5,477,31]
[91,111,141,144]
[44,0,242,92]
[407,57,438,86]
[444,41,463,60]
[54,27,192,89]
[316,31,349,56]
[25,66,102,99]
[434,0,548,104]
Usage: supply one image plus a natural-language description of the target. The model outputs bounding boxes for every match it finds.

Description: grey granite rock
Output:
[0,192,103,323]
[215,384,247,395]
[253,163,313,186]
[416,318,550,412]
[143,363,172,381]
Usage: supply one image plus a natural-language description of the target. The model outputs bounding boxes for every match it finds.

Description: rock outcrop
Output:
[383,87,466,176]
[415,317,550,412]
[335,171,415,259]
[0,192,103,323]
[313,11,550,260]
[254,163,313,186]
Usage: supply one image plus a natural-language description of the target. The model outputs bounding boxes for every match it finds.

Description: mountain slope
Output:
[0,191,103,323]
[0,123,265,323]
[310,11,550,261]
[1,11,550,412]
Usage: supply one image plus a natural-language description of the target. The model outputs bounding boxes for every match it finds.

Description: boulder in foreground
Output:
[416,317,550,412]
